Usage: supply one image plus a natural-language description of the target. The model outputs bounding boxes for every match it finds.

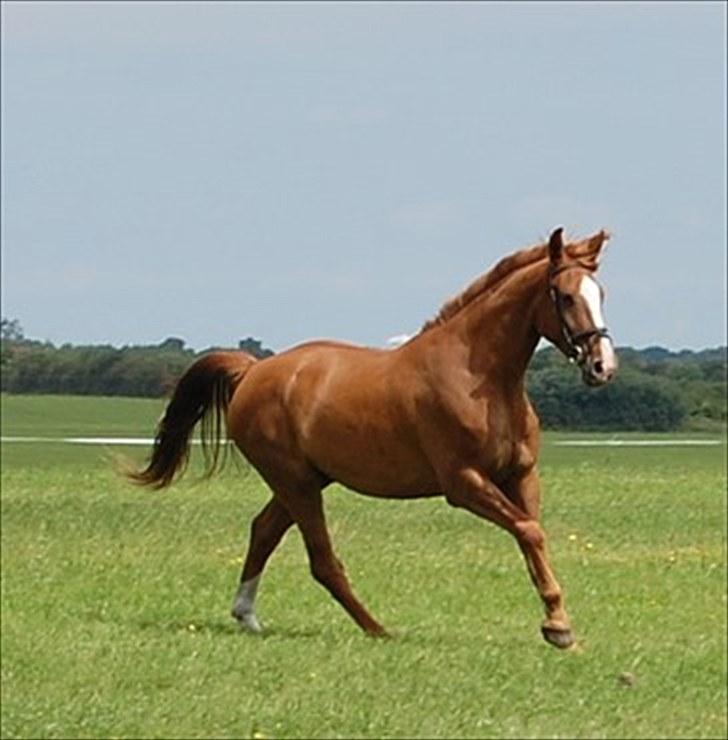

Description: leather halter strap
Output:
[548,263,611,364]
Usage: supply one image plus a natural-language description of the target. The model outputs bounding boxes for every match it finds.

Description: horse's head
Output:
[536,227,618,386]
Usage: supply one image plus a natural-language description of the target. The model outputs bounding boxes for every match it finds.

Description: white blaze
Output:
[578,275,606,328]
[579,275,617,373]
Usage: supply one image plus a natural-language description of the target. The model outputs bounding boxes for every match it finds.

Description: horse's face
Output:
[539,228,618,387]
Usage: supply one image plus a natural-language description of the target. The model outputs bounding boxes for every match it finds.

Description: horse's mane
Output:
[420,241,549,333]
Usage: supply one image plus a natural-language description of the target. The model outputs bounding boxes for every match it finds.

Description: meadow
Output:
[1,394,726,739]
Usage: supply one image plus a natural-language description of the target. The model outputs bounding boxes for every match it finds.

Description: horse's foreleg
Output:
[232,496,294,633]
[281,487,388,638]
[503,468,573,648]
[445,467,573,649]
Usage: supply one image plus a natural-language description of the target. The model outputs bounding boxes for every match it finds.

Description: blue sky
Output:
[2,1,725,351]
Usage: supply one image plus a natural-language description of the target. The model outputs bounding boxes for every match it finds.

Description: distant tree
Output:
[159,337,186,352]
[238,337,274,359]
[527,367,687,431]
[1,317,25,367]
[700,360,727,384]
[1,318,24,342]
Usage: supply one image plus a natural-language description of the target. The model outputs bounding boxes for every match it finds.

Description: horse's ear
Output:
[548,227,565,266]
[582,229,611,269]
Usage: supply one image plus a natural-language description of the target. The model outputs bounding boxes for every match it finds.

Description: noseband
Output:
[548,264,610,365]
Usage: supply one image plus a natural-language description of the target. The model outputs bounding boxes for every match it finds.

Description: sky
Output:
[1,1,726,352]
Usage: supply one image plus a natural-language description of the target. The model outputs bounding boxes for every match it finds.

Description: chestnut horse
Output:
[130,227,617,648]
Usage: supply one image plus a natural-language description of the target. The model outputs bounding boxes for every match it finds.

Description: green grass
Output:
[1,395,726,739]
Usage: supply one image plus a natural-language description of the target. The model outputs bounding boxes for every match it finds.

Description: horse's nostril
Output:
[593,360,604,375]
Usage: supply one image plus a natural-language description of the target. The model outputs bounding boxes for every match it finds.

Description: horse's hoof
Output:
[541,624,575,649]
[365,624,390,639]
[231,609,263,634]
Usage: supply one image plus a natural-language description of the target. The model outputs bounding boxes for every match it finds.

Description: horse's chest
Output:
[475,399,534,477]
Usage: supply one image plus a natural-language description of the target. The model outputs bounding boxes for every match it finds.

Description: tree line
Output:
[1,318,725,431]
[526,345,725,431]
[0,322,273,399]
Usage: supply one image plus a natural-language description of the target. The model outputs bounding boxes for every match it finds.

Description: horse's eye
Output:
[561,294,575,308]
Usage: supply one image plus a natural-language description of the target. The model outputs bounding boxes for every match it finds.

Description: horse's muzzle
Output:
[582,364,616,386]
[581,337,618,386]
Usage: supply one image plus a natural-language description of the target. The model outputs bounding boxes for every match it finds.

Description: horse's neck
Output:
[444,262,545,385]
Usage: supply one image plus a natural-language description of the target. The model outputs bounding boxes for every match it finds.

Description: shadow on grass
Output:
[134,617,323,640]
[132,613,555,649]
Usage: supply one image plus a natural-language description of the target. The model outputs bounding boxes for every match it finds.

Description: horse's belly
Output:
[303,418,439,497]
[332,465,440,499]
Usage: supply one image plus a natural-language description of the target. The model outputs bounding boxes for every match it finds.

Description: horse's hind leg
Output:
[232,497,293,632]
[281,485,388,637]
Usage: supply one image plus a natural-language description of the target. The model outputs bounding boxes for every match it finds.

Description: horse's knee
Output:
[515,519,545,549]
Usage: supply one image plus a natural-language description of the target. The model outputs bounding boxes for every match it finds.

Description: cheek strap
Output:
[549,285,611,365]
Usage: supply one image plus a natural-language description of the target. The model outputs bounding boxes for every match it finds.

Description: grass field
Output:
[1,394,726,739]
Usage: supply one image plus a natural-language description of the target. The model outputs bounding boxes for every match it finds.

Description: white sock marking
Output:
[232,575,263,633]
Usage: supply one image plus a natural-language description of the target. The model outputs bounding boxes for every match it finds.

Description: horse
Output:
[129,226,617,648]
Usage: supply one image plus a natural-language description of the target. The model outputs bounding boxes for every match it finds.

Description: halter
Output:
[548,263,611,365]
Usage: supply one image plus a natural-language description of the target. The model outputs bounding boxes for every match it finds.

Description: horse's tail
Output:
[127,351,258,489]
